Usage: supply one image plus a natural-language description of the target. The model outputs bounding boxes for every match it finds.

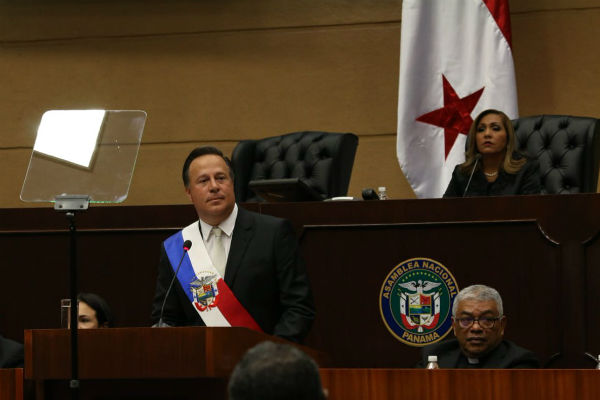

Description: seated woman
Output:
[444,109,542,197]
[78,292,114,329]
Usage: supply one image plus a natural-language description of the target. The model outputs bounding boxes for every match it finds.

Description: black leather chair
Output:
[513,115,600,194]
[231,131,359,202]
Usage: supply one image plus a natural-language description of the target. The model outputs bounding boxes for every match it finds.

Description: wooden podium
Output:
[0,369,22,400]
[25,327,327,400]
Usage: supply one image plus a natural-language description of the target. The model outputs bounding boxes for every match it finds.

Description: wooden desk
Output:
[0,369,22,400]
[319,369,600,400]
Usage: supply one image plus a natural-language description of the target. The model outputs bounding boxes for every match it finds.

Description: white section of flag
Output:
[397,0,518,198]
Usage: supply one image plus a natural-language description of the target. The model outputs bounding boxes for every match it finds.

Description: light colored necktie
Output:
[210,226,226,277]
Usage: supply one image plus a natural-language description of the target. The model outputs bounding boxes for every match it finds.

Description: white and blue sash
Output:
[164,222,262,331]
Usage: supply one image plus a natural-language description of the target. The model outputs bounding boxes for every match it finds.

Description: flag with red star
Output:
[397,0,518,198]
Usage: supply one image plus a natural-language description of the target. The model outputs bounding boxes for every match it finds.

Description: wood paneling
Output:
[0,1,402,42]
[512,8,600,117]
[0,369,22,400]
[1,195,599,368]
[1,1,599,207]
[320,369,600,400]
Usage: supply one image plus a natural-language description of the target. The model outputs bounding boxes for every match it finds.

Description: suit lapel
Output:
[439,341,462,368]
[224,206,254,286]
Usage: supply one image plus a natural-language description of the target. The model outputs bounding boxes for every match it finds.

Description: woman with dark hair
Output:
[444,109,542,197]
[77,292,114,329]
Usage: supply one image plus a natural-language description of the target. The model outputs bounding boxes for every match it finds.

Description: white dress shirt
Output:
[199,203,238,273]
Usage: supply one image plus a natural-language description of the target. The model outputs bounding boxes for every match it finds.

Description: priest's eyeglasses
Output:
[455,316,501,329]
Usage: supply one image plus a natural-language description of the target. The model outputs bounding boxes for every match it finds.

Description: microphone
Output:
[361,188,380,200]
[155,240,192,328]
[462,153,482,197]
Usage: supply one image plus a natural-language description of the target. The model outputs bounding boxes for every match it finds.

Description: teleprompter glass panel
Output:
[20,110,146,204]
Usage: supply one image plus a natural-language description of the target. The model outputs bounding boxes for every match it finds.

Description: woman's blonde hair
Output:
[460,109,526,174]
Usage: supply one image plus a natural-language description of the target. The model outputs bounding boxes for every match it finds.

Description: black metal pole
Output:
[67,211,79,400]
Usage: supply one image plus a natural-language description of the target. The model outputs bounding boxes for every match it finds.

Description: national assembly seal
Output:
[379,257,459,346]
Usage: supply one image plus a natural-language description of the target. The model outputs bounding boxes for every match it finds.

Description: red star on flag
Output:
[416,75,484,159]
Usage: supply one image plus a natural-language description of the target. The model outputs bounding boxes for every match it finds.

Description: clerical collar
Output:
[467,357,480,365]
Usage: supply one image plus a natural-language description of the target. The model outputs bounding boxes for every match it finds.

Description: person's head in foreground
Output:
[228,341,326,400]
[452,284,507,358]
[77,292,114,329]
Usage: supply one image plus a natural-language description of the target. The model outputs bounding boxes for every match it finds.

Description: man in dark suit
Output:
[416,284,539,368]
[151,146,315,343]
[0,334,24,368]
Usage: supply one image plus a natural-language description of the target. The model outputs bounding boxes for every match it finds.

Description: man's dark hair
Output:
[77,292,114,327]
[182,146,234,187]
[228,341,325,400]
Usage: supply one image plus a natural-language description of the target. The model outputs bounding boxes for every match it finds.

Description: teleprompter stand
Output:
[54,195,90,399]
[20,110,147,400]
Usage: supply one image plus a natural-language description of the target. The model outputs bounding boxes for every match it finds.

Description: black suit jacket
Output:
[0,335,24,368]
[416,338,539,368]
[151,206,315,343]
[444,158,541,197]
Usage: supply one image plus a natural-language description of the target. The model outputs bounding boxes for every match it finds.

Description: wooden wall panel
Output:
[0,134,414,208]
[349,135,414,200]
[0,0,599,208]
[513,8,600,117]
[0,149,30,206]
[584,233,600,357]
[0,25,399,148]
[0,1,402,42]
[512,0,600,12]
[0,22,401,207]
[2,195,598,368]
[302,221,560,367]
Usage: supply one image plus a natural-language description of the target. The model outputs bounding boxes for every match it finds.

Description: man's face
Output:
[185,154,235,226]
[452,298,507,358]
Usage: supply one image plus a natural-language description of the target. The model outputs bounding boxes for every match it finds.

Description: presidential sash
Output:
[163,222,262,332]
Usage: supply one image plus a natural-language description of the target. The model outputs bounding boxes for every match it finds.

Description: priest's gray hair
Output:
[452,284,503,317]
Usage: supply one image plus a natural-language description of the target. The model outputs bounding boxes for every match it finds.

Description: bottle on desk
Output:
[426,355,440,369]
[377,186,388,200]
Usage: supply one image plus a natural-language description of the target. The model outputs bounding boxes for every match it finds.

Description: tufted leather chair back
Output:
[513,115,600,194]
[231,131,359,202]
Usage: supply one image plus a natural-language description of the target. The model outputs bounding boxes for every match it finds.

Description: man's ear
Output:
[451,317,458,336]
[499,315,507,336]
[185,186,192,201]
